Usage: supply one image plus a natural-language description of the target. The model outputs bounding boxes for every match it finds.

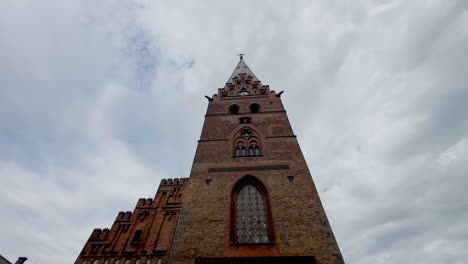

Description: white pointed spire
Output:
[227,55,259,83]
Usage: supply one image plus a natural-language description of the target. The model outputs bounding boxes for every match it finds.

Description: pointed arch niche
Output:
[230,175,274,245]
[233,127,263,157]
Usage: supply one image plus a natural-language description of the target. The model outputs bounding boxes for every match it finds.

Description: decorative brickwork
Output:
[75,57,345,264]
[208,165,289,173]
[169,57,345,264]
[74,178,188,264]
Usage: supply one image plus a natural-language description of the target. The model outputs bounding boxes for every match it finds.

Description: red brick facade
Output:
[76,57,344,264]
[75,178,187,264]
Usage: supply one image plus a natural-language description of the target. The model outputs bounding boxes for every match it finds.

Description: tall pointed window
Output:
[236,184,268,243]
[231,176,273,244]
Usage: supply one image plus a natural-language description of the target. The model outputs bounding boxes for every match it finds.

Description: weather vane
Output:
[238,53,245,60]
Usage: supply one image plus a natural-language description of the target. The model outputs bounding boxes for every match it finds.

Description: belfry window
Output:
[250,141,261,156]
[229,104,240,114]
[250,103,260,113]
[233,127,263,157]
[235,142,246,157]
[232,176,273,244]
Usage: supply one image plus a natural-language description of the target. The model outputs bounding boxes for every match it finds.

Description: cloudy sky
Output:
[1,0,468,263]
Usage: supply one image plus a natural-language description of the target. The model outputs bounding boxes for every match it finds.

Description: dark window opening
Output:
[239,117,252,124]
[131,230,143,245]
[250,104,260,113]
[229,105,240,114]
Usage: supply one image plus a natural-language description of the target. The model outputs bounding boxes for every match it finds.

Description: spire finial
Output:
[238,53,245,60]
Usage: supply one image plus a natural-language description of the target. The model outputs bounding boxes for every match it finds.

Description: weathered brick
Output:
[75,58,344,264]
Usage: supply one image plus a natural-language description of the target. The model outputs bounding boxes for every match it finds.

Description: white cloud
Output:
[1,0,467,263]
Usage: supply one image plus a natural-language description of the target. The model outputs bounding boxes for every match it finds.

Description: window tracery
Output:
[233,128,262,157]
[231,176,273,244]
[235,141,247,157]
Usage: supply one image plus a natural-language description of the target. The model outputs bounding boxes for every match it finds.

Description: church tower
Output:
[75,57,344,264]
[169,56,344,264]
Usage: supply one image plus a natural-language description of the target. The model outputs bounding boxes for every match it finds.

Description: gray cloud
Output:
[1,1,467,263]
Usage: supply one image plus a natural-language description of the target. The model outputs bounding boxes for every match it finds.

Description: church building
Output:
[75,56,345,264]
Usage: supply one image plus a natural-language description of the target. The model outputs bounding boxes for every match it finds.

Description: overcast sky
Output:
[1,1,468,263]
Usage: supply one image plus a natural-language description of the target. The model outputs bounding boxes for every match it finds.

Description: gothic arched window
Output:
[233,127,263,157]
[249,140,261,156]
[231,176,273,244]
[235,141,246,157]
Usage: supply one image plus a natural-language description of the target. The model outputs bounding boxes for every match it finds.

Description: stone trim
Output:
[205,110,286,117]
[220,95,269,100]
[198,139,229,142]
[208,165,289,173]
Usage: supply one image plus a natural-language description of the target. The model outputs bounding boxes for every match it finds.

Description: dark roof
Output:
[0,255,12,264]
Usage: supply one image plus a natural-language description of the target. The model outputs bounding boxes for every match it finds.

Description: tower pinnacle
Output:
[227,55,259,83]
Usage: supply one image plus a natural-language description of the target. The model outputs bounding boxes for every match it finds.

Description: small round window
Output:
[238,91,250,96]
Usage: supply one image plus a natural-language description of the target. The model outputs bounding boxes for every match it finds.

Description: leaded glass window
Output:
[236,184,269,243]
